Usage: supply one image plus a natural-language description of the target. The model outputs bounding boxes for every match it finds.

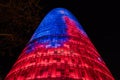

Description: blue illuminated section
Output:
[30,8,86,41]
[28,8,87,48]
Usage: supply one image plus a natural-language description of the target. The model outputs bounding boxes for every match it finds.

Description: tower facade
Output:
[5,8,114,80]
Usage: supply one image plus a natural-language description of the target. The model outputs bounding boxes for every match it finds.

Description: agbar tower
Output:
[5,8,114,80]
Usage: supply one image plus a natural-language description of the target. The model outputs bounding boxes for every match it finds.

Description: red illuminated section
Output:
[5,12,114,80]
[5,40,114,80]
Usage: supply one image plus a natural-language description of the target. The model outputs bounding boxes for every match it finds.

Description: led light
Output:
[5,8,114,80]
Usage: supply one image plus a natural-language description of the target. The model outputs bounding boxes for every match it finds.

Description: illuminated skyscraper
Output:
[5,8,114,80]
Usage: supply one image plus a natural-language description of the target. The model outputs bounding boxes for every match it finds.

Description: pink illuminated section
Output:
[5,38,114,80]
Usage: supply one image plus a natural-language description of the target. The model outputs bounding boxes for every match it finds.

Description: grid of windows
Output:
[5,8,114,80]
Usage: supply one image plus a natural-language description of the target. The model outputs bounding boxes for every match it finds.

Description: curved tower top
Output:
[30,8,87,42]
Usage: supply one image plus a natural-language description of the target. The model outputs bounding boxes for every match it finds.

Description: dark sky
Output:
[0,0,119,79]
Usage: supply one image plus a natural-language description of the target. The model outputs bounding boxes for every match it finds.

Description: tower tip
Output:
[29,7,87,42]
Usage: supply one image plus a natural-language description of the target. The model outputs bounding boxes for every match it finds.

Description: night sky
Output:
[0,0,119,79]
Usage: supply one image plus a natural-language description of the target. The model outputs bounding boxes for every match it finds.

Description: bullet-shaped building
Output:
[5,8,114,80]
